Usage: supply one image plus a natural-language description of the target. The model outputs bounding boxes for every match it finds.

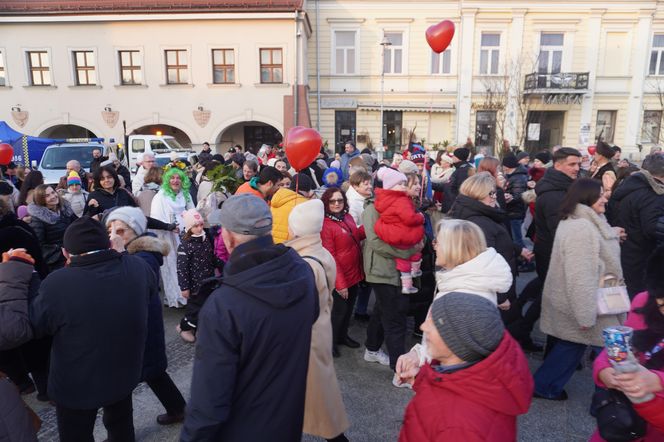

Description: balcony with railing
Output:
[524,72,590,93]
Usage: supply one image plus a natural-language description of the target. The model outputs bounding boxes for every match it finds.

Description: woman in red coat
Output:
[399,293,533,442]
[321,187,366,358]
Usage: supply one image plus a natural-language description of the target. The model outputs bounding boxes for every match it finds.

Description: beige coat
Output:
[540,204,625,347]
[286,234,350,439]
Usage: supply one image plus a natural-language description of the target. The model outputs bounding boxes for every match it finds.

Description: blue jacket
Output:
[340,149,360,181]
[30,250,152,409]
[181,235,318,442]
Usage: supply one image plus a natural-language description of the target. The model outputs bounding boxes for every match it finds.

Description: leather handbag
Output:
[592,388,647,442]
[597,274,630,315]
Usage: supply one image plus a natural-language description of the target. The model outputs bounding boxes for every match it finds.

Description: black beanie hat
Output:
[453,147,470,162]
[501,155,519,169]
[535,151,552,164]
[63,216,109,255]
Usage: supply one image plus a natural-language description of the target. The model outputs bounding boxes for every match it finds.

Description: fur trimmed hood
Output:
[126,234,170,256]
[27,201,74,224]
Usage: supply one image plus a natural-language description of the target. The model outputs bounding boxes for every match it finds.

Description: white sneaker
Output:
[392,373,413,389]
[364,349,390,366]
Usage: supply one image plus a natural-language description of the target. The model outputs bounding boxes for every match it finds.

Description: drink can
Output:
[603,326,633,364]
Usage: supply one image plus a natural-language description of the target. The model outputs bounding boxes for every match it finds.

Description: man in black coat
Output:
[441,146,473,213]
[181,194,319,442]
[533,147,581,280]
[30,217,153,442]
[89,148,108,175]
[608,153,664,296]
[502,155,529,248]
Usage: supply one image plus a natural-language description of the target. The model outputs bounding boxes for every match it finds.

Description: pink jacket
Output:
[591,291,664,442]
[214,228,230,264]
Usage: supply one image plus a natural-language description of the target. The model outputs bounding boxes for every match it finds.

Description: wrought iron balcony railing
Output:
[524,72,590,91]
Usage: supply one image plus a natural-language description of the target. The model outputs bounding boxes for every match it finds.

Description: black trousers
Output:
[331,284,359,344]
[365,283,409,370]
[145,370,186,416]
[179,290,213,332]
[56,394,134,442]
[508,276,543,344]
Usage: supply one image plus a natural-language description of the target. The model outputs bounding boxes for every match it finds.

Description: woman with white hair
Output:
[286,200,349,442]
[394,219,512,386]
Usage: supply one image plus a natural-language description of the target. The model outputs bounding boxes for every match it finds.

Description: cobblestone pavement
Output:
[27,272,598,441]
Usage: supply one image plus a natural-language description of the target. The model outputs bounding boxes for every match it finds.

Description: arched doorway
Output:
[216,121,282,154]
[39,124,97,139]
[132,124,192,149]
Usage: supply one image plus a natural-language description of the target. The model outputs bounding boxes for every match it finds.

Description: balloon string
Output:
[295,173,299,195]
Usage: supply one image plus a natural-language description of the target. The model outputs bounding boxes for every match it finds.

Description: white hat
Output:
[288,199,324,237]
[104,206,147,236]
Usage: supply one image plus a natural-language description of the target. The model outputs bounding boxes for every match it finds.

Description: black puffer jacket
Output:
[28,202,76,271]
[533,168,574,278]
[449,161,473,198]
[0,212,48,278]
[505,165,529,219]
[608,171,664,296]
[449,195,519,304]
[84,187,136,217]
[176,232,223,295]
[0,259,38,351]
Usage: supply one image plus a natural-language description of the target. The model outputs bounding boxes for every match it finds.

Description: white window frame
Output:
[331,28,359,75]
[596,110,617,144]
[650,34,664,76]
[210,47,237,84]
[479,32,502,76]
[115,47,145,86]
[538,33,564,75]
[0,48,8,87]
[382,29,408,75]
[431,49,452,75]
[68,47,99,86]
[23,48,54,86]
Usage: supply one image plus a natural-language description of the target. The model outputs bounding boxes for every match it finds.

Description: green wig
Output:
[161,166,191,202]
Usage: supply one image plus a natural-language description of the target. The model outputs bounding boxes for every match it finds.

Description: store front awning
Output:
[358,102,455,113]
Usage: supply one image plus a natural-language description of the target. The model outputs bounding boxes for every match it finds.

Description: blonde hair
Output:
[459,172,496,201]
[435,219,487,269]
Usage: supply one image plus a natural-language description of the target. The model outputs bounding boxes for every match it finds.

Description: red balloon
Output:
[285,126,322,172]
[426,20,455,54]
[0,143,13,166]
[587,145,597,156]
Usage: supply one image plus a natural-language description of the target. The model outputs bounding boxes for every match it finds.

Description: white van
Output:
[37,142,105,185]
[128,135,190,170]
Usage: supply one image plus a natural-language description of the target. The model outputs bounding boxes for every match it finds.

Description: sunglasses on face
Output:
[329,199,344,204]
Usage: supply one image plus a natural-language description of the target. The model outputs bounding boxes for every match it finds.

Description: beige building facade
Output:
[0,1,311,153]
[309,0,664,159]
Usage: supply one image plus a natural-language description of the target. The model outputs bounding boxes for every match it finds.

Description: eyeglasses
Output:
[488,190,497,198]
[329,199,344,204]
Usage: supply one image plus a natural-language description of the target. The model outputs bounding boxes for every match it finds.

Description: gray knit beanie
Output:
[430,292,504,363]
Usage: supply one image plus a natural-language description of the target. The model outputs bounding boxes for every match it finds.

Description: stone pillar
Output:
[579,9,605,145]
[506,9,527,146]
[455,8,477,144]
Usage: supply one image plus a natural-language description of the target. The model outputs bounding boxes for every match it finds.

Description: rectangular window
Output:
[479,33,500,75]
[431,49,451,74]
[119,50,142,85]
[260,48,283,84]
[596,110,617,144]
[383,32,404,74]
[650,35,664,75]
[212,49,235,84]
[642,110,662,144]
[73,51,96,85]
[27,51,51,85]
[334,30,357,75]
[335,111,356,152]
[165,50,188,84]
[0,51,5,86]
[383,111,402,152]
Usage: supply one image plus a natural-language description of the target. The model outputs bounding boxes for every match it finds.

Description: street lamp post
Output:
[379,36,392,163]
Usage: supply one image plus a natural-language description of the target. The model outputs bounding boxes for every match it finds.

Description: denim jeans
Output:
[534,338,602,398]
[510,218,525,249]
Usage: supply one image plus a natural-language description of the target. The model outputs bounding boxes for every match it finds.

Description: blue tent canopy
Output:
[0,121,103,167]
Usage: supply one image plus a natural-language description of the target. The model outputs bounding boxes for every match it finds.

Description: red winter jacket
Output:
[321,213,366,291]
[635,397,664,434]
[373,188,425,249]
[399,332,534,442]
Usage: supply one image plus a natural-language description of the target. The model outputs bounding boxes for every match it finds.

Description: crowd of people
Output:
[0,136,663,442]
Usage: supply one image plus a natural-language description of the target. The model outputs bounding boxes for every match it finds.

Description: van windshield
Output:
[164,138,185,150]
[40,146,97,170]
